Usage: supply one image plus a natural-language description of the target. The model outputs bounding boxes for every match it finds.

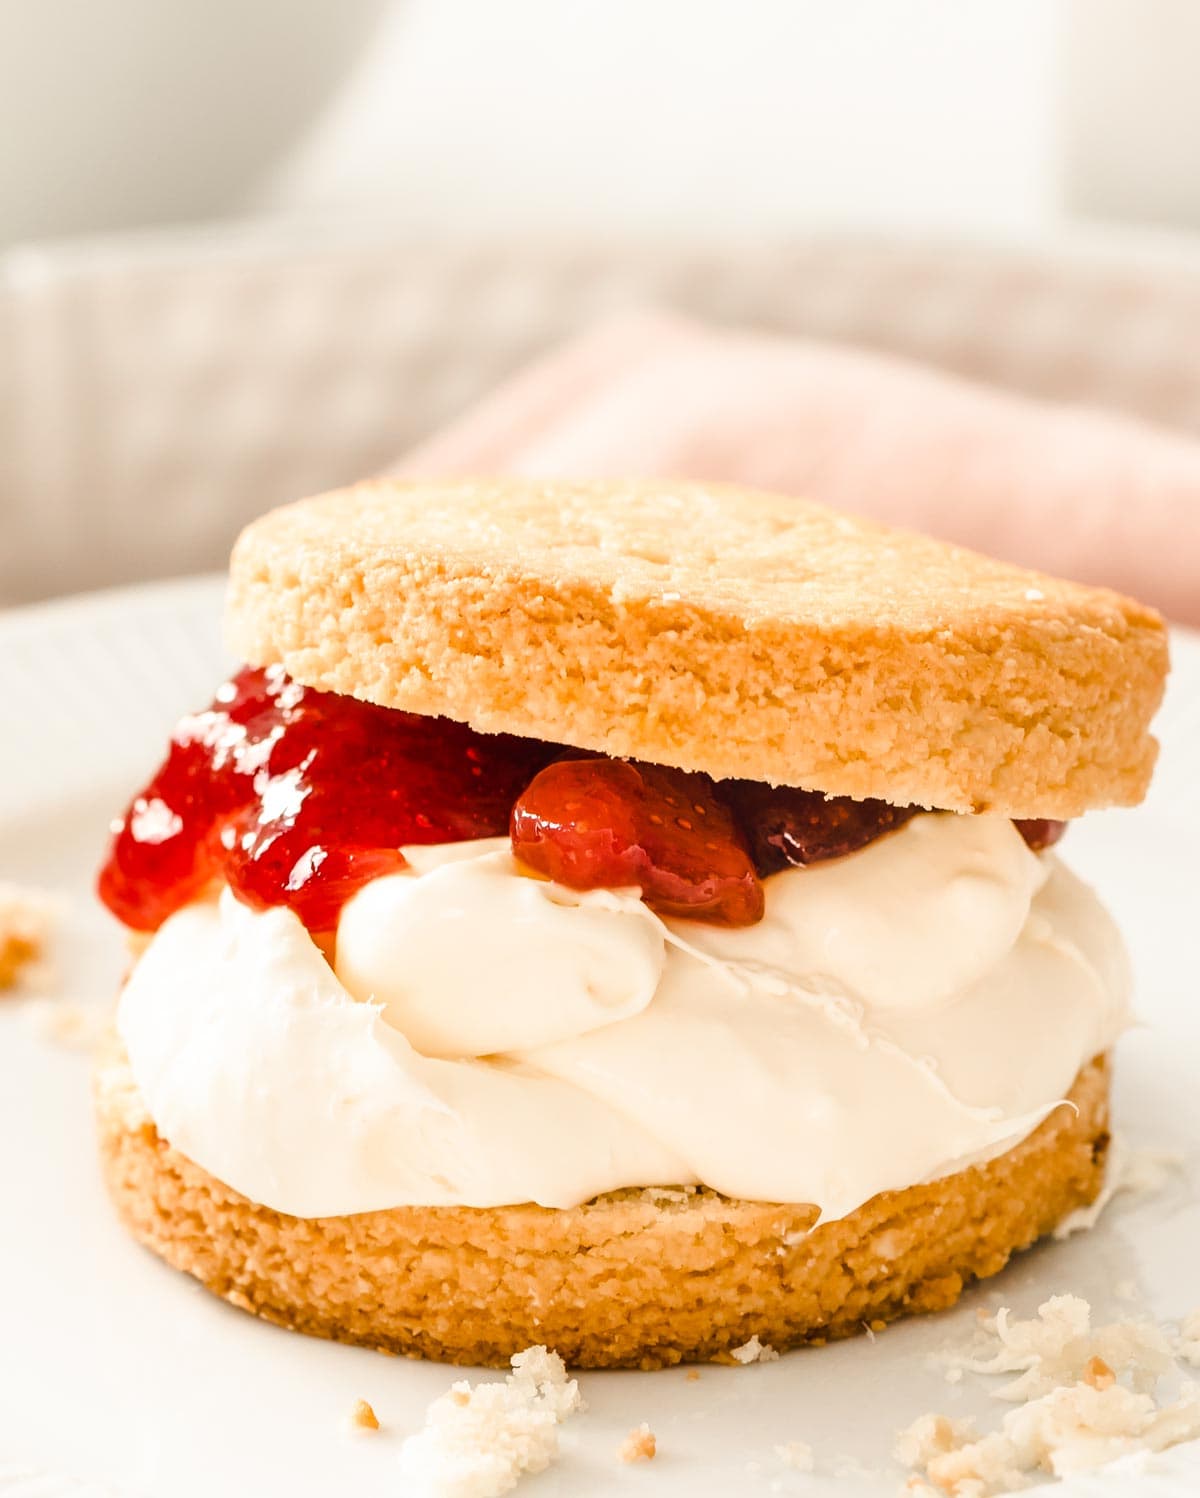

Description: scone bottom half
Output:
[94,478,1163,1366]
[97,1039,1110,1370]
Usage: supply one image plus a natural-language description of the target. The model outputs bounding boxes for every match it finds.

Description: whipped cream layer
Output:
[117,814,1130,1220]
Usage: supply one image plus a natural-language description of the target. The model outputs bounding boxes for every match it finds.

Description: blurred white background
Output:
[3,0,1200,603]
[5,0,1200,246]
[264,0,1060,240]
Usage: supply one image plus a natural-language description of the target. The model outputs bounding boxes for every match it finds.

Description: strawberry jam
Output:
[99,666,557,934]
[720,782,919,877]
[1015,818,1067,852]
[100,665,1069,936]
[511,757,764,926]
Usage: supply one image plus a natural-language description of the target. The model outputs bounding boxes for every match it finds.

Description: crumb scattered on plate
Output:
[398,1345,581,1497]
[774,1441,814,1471]
[1082,1354,1116,1391]
[1175,1308,1200,1368]
[348,1398,379,1432]
[0,883,58,991]
[31,999,108,1052]
[898,1295,1200,1494]
[617,1424,656,1463]
[729,1335,779,1365]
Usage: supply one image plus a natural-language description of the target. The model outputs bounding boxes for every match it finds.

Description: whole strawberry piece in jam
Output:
[721,781,918,877]
[511,757,764,926]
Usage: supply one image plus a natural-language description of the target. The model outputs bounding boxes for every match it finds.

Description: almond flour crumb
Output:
[898,1297,1200,1495]
[617,1424,656,1463]
[1082,1356,1116,1391]
[896,1413,976,1465]
[31,999,108,1051]
[349,1398,379,1431]
[774,1441,814,1471]
[0,883,57,991]
[1175,1309,1200,1368]
[729,1335,780,1365]
[898,1383,1200,1493]
[1052,1134,1182,1240]
[936,1294,1174,1400]
[398,1345,581,1497]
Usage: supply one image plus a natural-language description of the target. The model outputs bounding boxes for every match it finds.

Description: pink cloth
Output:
[399,312,1200,625]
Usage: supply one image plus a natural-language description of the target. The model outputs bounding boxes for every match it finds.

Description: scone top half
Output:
[226,478,1167,818]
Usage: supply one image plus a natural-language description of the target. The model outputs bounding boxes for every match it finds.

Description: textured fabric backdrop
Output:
[4,225,1200,604]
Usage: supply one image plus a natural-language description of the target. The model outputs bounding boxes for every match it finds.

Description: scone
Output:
[94,479,1168,1369]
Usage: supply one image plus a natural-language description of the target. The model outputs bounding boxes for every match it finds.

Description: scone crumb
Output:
[729,1335,779,1365]
[0,883,57,991]
[349,1398,379,1431]
[894,1413,975,1470]
[933,1293,1174,1399]
[685,1370,701,1383]
[899,1296,1200,1495]
[774,1441,814,1471]
[1176,1309,1200,1368]
[1082,1355,1115,1390]
[398,1345,581,1497]
[617,1424,656,1463]
[32,999,107,1051]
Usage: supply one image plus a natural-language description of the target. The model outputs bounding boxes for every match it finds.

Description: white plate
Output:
[1,576,1199,1498]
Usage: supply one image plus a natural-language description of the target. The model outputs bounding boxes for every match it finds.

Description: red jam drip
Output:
[99,666,1070,934]
[98,666,557,934]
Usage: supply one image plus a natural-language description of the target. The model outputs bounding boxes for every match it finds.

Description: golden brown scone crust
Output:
[95,1041,1110,1370]
[225,479,1167,817]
